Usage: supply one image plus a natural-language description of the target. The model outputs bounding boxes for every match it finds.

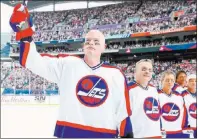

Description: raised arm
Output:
[9,3,68,84]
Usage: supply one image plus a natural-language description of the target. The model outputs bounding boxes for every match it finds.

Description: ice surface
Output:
[1,105,59,138]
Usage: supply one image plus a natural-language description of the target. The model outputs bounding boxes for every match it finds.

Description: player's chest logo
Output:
[189,103,197,119]
[76,75,109,107]
[161,102,180,121]
[143,97,160,121]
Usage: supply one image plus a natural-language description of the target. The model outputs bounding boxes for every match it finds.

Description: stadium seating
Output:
[9,0,196,42]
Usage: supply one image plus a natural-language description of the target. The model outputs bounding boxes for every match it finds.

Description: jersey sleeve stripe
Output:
[181,91,188,97]
[40,53,57,58]
[182,104,188,128]
[172,83,178,91]
[124,79,132,116]
[120,118,126,136]
[128,83,137,90]
[20,42,30,67]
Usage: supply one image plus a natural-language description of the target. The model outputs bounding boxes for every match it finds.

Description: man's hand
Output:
[9,3,34,41]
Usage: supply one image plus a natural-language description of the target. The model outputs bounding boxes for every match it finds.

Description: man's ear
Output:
[104,44,107,49]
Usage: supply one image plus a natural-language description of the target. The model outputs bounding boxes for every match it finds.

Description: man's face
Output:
[162,74,175,89]
[176,73,187,85]
[83,30,105,58]
[187,78,196,91]
[135,62,153,84]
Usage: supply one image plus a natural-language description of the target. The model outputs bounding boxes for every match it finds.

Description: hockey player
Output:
[172,70,187,93]
[9,4,133,138]
[158,71,189,138]
[182,74,197,138]
[128,59,161,138]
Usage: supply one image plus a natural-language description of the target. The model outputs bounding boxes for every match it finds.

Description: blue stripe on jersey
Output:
[127,80,136,87]
[172,83,179,91]
[83,59,104,70]
[181,90,188,96]
[123,117,133,137]
[172,90,181,96]
[28,16,33,27]
[19,42,25,66]
[166,132,190,138]
[54,124,117,138]
[157,89,163,93]
[160,118,162,129]
[182,106,188,128]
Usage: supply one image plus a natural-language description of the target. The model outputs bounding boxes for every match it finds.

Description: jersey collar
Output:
[186,90,197,98]
[83,59,104,70]
[162,90,172,97]
[135,81,149,90]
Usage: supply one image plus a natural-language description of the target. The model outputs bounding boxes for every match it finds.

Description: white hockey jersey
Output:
[20,41,132,138]
[172,83,186,94]
[182,90,197,129]
[158,89,188,133]
[128,81,161,138]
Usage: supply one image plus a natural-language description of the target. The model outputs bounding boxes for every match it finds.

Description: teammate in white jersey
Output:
[128,59,161,138]
[172,70,187,93]
[9,4,133,138]
[182,74,197,138]
[158,71,189,138]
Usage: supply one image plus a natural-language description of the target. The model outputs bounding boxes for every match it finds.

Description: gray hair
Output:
[161,70,176,82]
[135,59,153,71]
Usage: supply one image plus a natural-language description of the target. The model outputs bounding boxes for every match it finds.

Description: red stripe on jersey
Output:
[101,64,117,69]
[125,81,132,116]
[183,127,197,130]
[21,42,30,67]
[40,53,57,58]
[40,53,79,58]
[56,120,117,134]
[145,136,162,138]
[182,104,187,128]
[120,118,126,137]
[166,130,182,134]
[128,84,137,90]
[148,84,155,87]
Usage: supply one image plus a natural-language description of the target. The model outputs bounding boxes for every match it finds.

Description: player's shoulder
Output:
[148,83,157,89]
[157,88,163,94]
[101,62,119,70]
[128,80,138,90]
[57,54,83,64]
[172,83,179,90]
[181,90,189,97]
[57,54,81,59]
[172,90,183,97]
[101,62,125,76]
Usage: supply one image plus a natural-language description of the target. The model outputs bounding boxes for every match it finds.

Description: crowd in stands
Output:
[1,62,58,95]
[10,0,196,42]
[126,14,196,34]
[10,35,196,54]
[1,59,196,95]
[109,35,196,49]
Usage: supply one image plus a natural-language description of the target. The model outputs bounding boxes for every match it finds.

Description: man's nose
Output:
[89,40,94,45]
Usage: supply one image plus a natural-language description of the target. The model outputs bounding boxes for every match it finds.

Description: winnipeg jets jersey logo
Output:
[76,75,109,107]
[143,97,160,121]
[189,103,197,119]
[162,103,180,121]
